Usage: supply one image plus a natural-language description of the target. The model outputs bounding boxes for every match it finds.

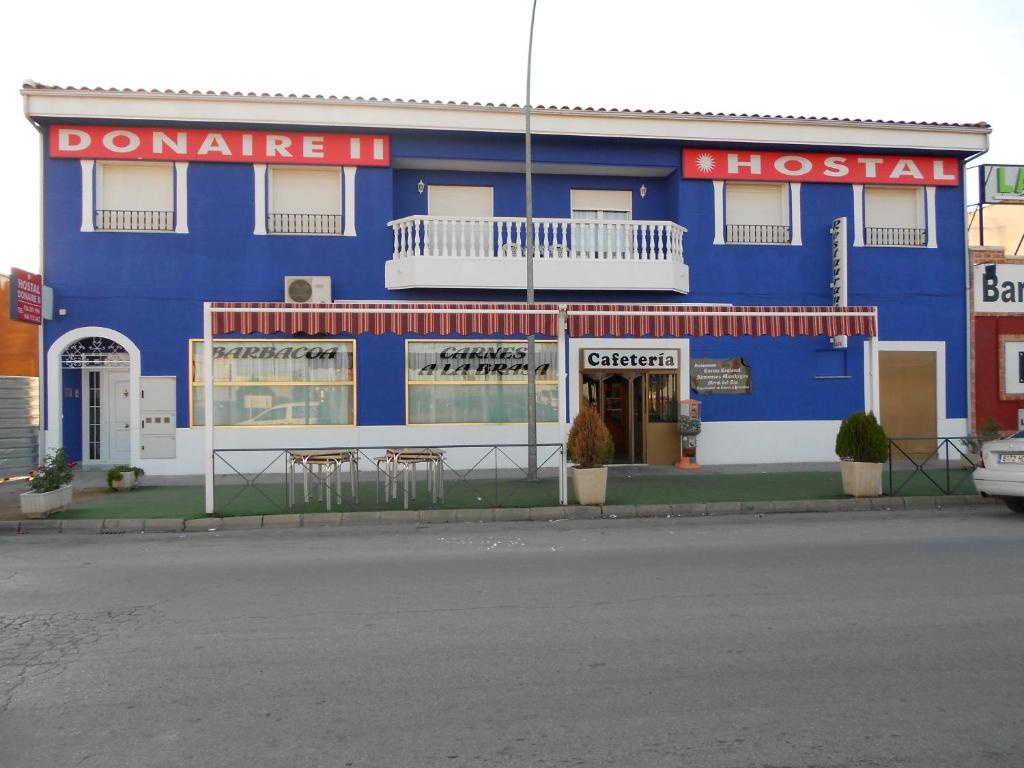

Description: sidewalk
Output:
[0,461,990,531]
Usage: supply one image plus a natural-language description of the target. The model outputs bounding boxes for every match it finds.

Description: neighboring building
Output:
[22,82,988,474]
[969,202,1024,253]
[968,244,1024,432]
[0,274,39,377]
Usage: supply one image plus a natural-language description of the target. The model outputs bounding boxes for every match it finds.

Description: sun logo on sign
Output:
[695,153,716,174]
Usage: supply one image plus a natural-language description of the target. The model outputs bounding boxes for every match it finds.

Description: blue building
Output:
[22,82,989,478]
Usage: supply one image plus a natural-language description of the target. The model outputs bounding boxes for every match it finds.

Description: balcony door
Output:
[427,185,494,257]
[571,189,632,258]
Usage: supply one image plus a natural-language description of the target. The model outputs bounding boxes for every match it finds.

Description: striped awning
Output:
[211,302,561,337]
[566,304,877,338]
[210,302,877,338]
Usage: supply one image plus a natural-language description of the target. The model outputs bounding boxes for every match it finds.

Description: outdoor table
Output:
[287,449,359,511]
[381,448,445,509]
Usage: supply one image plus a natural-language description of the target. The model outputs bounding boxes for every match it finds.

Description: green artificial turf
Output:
[53,467,977,520]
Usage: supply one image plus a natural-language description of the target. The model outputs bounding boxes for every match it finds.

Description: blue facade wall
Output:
[40,123,971,440]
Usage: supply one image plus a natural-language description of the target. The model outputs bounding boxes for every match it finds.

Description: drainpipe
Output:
[25,106,46,464]
[965,150,989,436]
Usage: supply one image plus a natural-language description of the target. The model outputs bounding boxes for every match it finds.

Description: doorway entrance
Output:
[879,350,938,459]
[581,370,679,464]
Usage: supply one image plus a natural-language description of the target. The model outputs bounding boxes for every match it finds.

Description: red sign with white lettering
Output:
[682,149,960,186]
[50,125,390,167]
[9,268,42,325]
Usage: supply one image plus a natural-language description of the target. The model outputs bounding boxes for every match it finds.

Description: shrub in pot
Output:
[20,447,75,518]
[107,465,145,492]
[835,411,889,497]
[567,405,615,505]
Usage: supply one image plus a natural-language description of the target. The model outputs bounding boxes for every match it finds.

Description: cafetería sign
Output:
[50,125,390,167]
[682,149,959,186]
[8,268,42,325]
[583,349,678,370]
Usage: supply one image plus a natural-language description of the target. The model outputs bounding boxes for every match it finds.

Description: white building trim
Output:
[712,180,725,245]
[343,166,357,236]
[24,88,990,154]
[79,159,94,232]
[253,163,267,235]
[926,186,938,249]
[852,184,864,247]
[174,161,189,234]
[789,182,803,246]
[863,340,951,431]
[45,326,142,467]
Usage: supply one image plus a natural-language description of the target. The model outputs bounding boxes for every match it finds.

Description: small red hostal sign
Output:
[9,268,42,325]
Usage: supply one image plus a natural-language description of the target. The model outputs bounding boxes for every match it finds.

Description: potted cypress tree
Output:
[567,405,615,505]
[20,447,75,518]
[835,411,889,497]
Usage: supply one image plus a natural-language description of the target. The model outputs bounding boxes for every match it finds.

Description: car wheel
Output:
[1004,499,1024,514]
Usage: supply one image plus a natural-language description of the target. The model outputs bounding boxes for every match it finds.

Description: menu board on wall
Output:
[691,358,752,395]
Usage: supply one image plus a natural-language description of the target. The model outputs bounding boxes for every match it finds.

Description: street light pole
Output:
[525,0,539,480]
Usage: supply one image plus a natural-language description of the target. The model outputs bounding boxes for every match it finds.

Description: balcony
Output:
[864,227,926,246]
[95,209,174,232]
[267,213,342,235]
[385,216,688,293]
[726,224,791,245]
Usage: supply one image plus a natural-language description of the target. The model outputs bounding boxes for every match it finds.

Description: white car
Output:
[973,432,1024,513]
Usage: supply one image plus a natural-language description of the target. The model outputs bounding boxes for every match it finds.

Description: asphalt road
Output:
[2,506,1024,768]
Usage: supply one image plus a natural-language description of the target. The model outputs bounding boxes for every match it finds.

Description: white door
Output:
[105,371,131,463]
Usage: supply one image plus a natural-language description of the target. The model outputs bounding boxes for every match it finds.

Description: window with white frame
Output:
[268,167,343,235]
[427,185,495,257]
[95,162,175,232]
[863,186,926,246]
[724,182,791,244]
[571,189,632,256]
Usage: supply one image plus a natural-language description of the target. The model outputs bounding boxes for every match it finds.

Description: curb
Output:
[2,495,1002,536]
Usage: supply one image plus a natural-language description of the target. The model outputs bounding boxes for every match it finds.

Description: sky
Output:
[2,0,1022,275]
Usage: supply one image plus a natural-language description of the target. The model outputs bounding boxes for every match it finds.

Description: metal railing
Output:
[865,227,926,246]
[886,436,979,496]
[725,224,791,244]
[267,213,342,235]
[211,442,566,515]
[95,209,174,231]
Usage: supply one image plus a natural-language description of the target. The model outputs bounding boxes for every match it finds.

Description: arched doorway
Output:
[46,327,141,466]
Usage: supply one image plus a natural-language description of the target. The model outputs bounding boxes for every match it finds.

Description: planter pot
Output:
[111,474,137,492]
[20,484,73,518]
[840,460,883,498]
[572,466,608,505]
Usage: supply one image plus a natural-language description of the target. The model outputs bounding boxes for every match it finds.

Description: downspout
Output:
[25,99,46,464]
[964,148,989,437]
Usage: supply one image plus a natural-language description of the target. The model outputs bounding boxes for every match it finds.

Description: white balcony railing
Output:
[385,216,689,293]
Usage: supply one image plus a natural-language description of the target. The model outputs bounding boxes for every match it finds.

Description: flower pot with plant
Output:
[835,411,889,497]
[20,447,75,518]
[567,405,615,505]
[107,465,145,492]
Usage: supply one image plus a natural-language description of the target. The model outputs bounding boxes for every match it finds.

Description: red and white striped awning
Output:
[566,304,877,338]
[211,302,561,337]
[210,301,877,338]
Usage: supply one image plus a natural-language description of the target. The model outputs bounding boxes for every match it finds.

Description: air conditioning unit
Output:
[284,276,331,304]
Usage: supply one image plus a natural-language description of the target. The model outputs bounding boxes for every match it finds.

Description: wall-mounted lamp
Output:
[417,179,425,195]
[639,184,647,199]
